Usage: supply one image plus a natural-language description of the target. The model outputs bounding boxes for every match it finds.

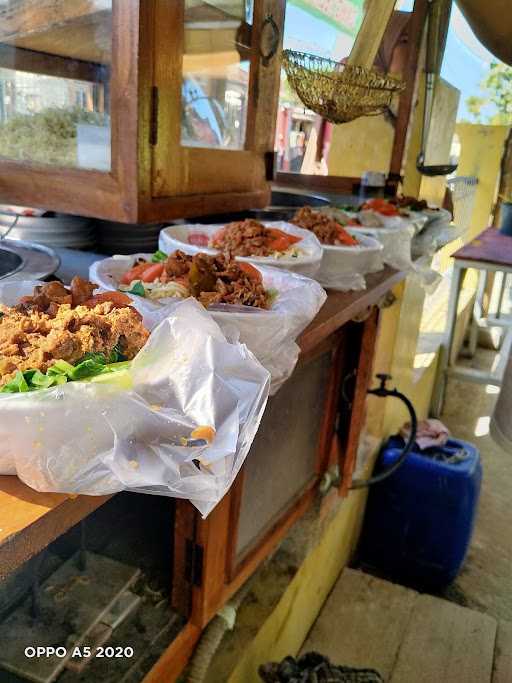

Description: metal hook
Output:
[0,214,19,241]
[260,14,280,66]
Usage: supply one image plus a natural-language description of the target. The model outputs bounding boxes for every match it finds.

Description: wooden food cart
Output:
[0,0,426,680]
[0,267,404,682]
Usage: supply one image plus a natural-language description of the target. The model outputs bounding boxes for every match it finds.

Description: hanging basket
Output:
[282,49,405,124]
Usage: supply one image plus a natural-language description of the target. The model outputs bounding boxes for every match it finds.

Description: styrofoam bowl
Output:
[158,221,323,278]
[348,222,415,272]
[317,230,384,291]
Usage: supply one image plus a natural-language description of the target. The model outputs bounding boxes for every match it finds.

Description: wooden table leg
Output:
[431,264,465,417]
[496,271,507,320]
[466,269,487,358]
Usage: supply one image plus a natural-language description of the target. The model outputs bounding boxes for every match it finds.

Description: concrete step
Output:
[301,568,501,683]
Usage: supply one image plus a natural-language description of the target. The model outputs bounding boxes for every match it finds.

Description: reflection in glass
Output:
[182,1,252,150]
[0,0,112,170]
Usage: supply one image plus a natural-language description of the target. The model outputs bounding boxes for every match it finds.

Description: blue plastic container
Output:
[360,436,482,587]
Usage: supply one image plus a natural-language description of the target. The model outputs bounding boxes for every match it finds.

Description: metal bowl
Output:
[0,239,60,281]
[188,189,330,224]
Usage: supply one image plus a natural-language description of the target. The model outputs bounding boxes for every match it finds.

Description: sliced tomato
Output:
[267,237,292,252]
[362,198,399,216]
[140,263,165,283]
[266,228,301,245]
[238,262,262,283]
[336,227,358,246]
[83,291,133,309]
[188,232,210,247]
[120,263,151,285]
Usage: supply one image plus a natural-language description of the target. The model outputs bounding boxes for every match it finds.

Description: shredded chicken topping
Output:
[162,250,270,309]
[292,207,358,246]
[210,219,300,258]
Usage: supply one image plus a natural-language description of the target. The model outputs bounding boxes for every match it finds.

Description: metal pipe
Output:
[350,374,418,489]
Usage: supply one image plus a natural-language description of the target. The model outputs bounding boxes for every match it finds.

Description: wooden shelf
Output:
[0,476,110,579]
[0,0,112,66]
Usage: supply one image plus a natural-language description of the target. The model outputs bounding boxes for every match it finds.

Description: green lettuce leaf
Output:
[0,353,131,394]
[127,281,146,297]
[152,250,167,263]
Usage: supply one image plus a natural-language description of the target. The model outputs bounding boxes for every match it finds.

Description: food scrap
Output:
[292,207,359,246]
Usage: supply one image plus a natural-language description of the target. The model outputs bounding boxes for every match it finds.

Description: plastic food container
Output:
[316,230,384,291]
[158,221,323,278]
[348,222,415,272]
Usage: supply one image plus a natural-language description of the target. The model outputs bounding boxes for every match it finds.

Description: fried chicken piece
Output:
[161,250,270,309]
[164,250,191,279]
[18,281,72,312]
[70,276,97,306]
[0,301,149,386]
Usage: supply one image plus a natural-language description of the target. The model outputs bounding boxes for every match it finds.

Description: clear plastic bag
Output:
[90,257,327,395]
[158,221,323,278]
[0,282,270,516]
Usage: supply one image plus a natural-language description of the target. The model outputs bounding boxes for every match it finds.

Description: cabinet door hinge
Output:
[150,86,159,146]
[185,539,204,587]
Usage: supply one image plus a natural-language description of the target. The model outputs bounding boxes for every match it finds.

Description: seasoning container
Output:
[359,171,386,202]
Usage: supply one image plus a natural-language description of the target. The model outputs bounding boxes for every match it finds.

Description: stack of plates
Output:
[95,220,164,255]
[0,212,95,250]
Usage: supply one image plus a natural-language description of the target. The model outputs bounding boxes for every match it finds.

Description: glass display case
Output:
[0,0,285,222]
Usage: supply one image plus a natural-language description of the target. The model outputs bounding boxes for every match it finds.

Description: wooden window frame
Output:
[275,0,429,196]
[0,0,142,222]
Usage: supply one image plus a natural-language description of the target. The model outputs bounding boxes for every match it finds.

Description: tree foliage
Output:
[465,62,512,125]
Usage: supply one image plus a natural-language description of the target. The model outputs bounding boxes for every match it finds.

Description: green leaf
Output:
[152,250,167,263]
[30,370,57,389]
[48,360,76,379]
[127,281,146,298]
[71,358,108,380]
[1,370,30,393]
[78,352,108,365]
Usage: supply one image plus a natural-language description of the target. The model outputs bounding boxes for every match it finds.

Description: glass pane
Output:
[182,0,252,150]
[277,0,365,174]
[0,0,112,170]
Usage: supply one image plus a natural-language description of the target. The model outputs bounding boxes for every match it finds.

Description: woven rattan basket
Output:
[282,50,405,124]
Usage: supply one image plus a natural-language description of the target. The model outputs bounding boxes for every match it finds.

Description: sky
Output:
[440,4,497,121]
[283,0,500,122]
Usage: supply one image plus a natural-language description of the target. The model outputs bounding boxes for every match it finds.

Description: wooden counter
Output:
[0,267,404,580]
[0,478,109,579]
[299,267,404,354]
